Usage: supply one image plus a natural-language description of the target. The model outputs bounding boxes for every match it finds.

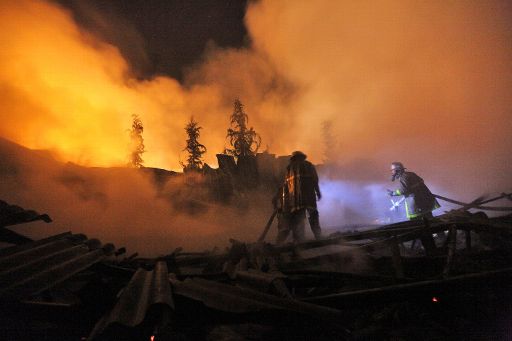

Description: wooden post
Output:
[420,217,437,257]
[443,225,457,277]
[390,237,405,279]
[465,230,472,252]
[410,239,417,250]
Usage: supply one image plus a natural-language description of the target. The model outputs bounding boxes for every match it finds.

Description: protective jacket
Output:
[272,185,290,213]
[285,159,320,213]
[392,171,440,219]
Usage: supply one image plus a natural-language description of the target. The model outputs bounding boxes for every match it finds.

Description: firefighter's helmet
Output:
[391,162,405,171]
[291,151,307,160]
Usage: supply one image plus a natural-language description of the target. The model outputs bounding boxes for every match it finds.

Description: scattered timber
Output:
[0,200,511,340]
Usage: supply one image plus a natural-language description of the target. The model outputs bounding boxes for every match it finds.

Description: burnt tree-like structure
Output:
[129,114,145,168]
[181,117,207,172]
[225,99,261,159]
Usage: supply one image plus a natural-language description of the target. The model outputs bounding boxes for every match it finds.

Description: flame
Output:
[0,0,135,166]
[0,0,299,171]
[0,0,511,198]
[0,0,236,169]
[0,0,510,256]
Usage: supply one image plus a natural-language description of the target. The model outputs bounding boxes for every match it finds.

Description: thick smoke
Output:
[1,1,511,183]
[244,0,512,201]
[0,137,273,255]
[0,0,511,254]
[0,0,296,170]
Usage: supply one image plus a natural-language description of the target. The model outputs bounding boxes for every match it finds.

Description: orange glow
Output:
[0,0,237,169]
[0,0,511,195]
[0,0,511,257]
[0,1,135,166]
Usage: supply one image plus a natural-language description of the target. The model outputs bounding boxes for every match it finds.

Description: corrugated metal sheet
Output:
[0,200,52,227]
[0,227,33,245]
[0,232,72,258]
[0,233,114,301]
[0,233,87,271]
[235,269,292,298]
[170,276,342,322]
[0,205,510,339]
[89,261,174,339]
[0,200,52,245]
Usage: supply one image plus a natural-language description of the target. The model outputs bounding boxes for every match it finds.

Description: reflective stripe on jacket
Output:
[393,171,440,219]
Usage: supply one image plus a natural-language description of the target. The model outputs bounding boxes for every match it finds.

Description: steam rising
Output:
[0,137,272,255]
[246,0,512,196]
[0,0,511,253]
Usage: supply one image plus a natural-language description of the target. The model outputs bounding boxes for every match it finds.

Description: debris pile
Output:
[0,200,52,245]
[0,199,511,340]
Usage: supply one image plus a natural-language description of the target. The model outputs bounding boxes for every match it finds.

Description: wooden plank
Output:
[390,238,404,279]
[443,226,457,277]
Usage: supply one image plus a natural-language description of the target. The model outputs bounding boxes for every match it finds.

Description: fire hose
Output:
[433,192,512,211]
[390,192,512,211]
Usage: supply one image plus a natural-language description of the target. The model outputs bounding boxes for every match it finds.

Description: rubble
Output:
[0,199,511,340]
[0,200,52,245]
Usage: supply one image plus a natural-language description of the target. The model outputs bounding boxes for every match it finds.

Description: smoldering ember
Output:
[1,1,512,340]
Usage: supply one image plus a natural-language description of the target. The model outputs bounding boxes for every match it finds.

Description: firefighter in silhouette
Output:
[272,185,305,244]
[388,162,440,253]
[387,162,440,220]
[284,151,322,240]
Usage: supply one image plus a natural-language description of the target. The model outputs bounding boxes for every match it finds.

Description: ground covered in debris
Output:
[1,198,512,340]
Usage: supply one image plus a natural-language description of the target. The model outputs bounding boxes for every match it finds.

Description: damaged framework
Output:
[0,195,511,340]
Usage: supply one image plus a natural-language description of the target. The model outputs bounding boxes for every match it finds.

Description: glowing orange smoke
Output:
[0,0,511,198]
[0,0,133,166]
[0,0,511,256]
[0,1,233,169]
[0,0,295,170]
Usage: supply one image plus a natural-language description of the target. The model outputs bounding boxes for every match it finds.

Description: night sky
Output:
[57,0,249,80]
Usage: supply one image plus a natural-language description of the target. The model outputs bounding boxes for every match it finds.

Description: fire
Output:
[0,0,511,197]
[0,0,136,166]
[0,0,302,171]
[0,0,237,169]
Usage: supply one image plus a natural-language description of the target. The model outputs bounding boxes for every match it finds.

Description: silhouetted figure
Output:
[285,151,322,240]
[388,162,440,253]
[272,185,304,244]
[387,162,440,220]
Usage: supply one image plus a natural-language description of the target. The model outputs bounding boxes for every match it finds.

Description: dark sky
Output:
[57,0,249,80]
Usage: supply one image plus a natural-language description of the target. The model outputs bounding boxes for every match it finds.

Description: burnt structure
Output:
[215,152,289,189]
[1,198,512,340]
[0,200,52,245]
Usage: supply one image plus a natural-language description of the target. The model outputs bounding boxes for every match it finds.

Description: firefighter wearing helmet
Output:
[387,162,440,220]
[284,151,322,240]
